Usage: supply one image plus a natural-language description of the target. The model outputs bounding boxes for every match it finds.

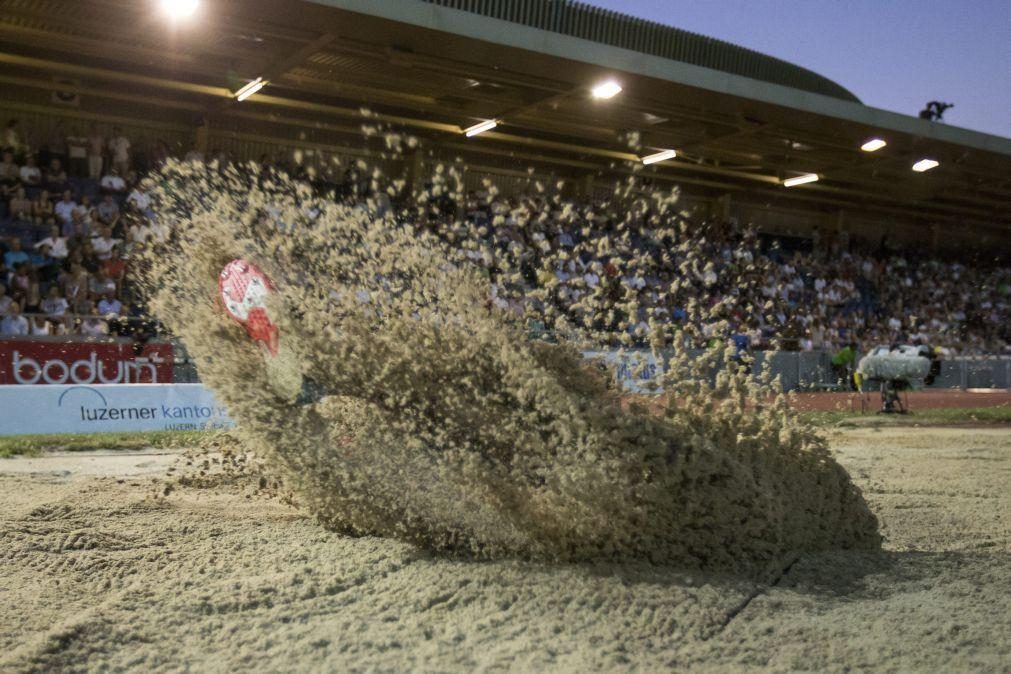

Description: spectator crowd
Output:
[1,116,1008,357]
[0,118,163,340]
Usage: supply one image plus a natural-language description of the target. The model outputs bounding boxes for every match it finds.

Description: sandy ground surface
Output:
[791,389,1011,412]
[1,427,1008,672]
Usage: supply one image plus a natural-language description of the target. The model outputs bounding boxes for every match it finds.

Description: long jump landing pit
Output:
[1,427,1008,671]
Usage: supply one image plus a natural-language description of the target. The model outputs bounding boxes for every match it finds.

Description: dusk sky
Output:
[590,0,1010,138]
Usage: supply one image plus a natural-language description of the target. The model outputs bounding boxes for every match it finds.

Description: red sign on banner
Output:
[0,340,174,385]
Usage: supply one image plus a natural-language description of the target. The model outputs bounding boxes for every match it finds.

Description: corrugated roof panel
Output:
[417,0,860,102]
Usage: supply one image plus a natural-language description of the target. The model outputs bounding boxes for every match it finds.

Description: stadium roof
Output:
[1,0,1008,233]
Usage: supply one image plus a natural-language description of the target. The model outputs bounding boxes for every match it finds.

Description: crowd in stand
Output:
[437,193,1009,355]
[1,117,1008,355]
[0,118,162,340]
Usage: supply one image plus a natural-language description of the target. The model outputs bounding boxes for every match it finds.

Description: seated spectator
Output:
[32,190,54,219]
[91,225,120,261]
[78,301,109,338]
[97,289,122,317]
[0,301,28,336]
[100,168,127,193]
[62,263,89,306]
[43,158,68,190]
[3,238,29,269]
[0,284,11,314]
[40,285,69,316]
[102,245,126,283]
[126,184,152,215]
[8,186,32,218]
[74,195,97,225]
[88,267,116,298]
[66,210,93,240]
[19,155,41,186]
[29,314,51,336]
[29,242,55,276]
[77,240,100,273]
[10,263,39,311]
[127,216,158,244]
[54,190,77,225]
[97,194,120,225]
[0,150,18,195]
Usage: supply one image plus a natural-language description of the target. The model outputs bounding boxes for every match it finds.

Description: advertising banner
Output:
[582,350,665,394]
[0,384,233,436]
[0,340,173,385]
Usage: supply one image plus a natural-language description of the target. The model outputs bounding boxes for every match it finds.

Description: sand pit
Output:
[1,426,1007,671]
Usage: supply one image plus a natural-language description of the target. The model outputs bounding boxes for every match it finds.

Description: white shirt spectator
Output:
[127,188,152,211]
[128,221,153,244]
[101,173,126,191]
[19,164,41,184]
[109,135,130,163]
[54,198,78,224]
[35,236,69,259]
[30,319,51,336]
[91,234,121,261]
[41,296,69,316]
[81,317,109,338]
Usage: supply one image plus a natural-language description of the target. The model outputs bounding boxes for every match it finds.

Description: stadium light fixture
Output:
[912,158,939,172]
[861,138,887,152]
[591,80,622,99]
[464,120,498,137]
[782,173,819,187]
[641,149,676,165]
[235,77,267,102]
[159,0,199,20]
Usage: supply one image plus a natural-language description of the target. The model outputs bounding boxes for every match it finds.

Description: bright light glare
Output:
[861,138,887,152]
[641,149,676,165]
[783,173,819,187]
[591,80,622,99]
[160,0,199,19]
[235,77,267,102]
[464,120,498,137]
[912,159,939,172]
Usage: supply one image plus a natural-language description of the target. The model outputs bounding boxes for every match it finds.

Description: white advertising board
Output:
[0,384,234,436]
[582,350,665,394]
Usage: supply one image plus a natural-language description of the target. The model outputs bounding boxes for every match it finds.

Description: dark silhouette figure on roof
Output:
[919,101,954,122]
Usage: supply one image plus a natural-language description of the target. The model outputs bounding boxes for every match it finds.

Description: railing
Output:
[420,0,860,101]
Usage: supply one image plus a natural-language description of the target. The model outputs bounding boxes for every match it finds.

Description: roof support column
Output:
[194,117,209,155]
[714,193,732,221]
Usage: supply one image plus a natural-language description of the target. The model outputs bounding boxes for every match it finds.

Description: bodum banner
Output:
[0,384,234,436]
[0,339,174,385]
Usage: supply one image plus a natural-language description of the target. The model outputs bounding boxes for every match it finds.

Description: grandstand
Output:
[1,0,1009,379]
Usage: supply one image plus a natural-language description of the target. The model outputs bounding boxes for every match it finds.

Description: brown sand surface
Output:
[792,389,1011,412]
[1,427,1008,672]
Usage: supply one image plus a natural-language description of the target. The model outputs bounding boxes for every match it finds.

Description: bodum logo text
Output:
[11,350,165,385]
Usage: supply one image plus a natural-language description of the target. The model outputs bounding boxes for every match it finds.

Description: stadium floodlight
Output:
[235,77,267,102]
[591,80,622,99]
[912,158,940,172]
[861,138,887,152]
[641,149,676,165]
[782,173,819,187]
[160,0,199,19]
[464,120,498,137]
